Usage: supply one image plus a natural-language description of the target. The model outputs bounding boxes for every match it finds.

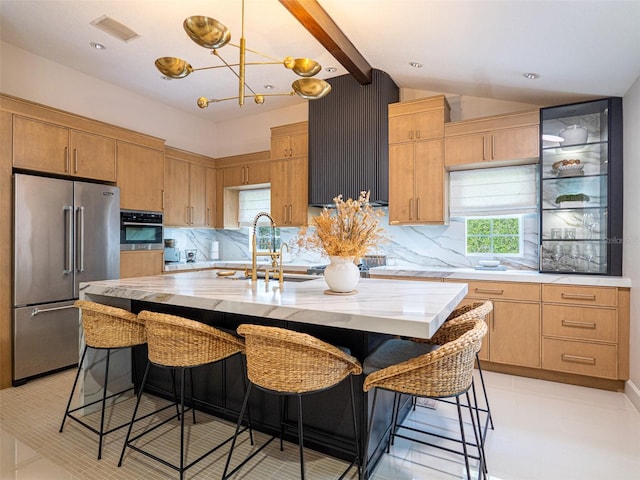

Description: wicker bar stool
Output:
[412,301,495,434]
[363,318,488,480]
[59,300,147,460]
[118,311,248,480]
[223,324,363,480]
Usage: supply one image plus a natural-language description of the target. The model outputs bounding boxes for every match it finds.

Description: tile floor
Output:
[1,368,639,480]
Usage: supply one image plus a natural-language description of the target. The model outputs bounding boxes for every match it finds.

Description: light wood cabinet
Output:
[223,162,270,187]
[442,279,629,385]
[13,116,116,181]
[216,150,271,228]
[164,147,213,227]
[389,139,445,224]
[270,122,308,158]
[444,110,539,168]
[453,280,541,368]
[120,250,164,278]
[270,156,308,226]
[541,284,627,380]
[388,96,450,225]
[389,109,446,143]
[117,141,165,212]
[270,122,309,227]
[205,167,216,228]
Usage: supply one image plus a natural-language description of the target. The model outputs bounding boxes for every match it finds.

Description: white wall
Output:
[401,88,540,121]
[0,42,218,157]
[623,75,640,411]
[213,102,308,158]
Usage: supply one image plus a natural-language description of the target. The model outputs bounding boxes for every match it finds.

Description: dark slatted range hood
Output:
[308,69,399,207]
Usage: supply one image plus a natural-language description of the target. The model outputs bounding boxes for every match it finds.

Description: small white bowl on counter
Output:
[478,260,500,267]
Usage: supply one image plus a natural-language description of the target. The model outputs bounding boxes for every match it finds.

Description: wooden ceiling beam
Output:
[279,0,372,85]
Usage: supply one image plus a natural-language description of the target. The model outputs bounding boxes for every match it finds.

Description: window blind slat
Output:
[238,188,271,226]
[449,165,538,216]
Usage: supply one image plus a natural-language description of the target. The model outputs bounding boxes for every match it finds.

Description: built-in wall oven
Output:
[120,210,163,250]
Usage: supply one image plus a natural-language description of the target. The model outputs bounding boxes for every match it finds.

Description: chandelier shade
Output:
[155,57,193,79]
[292,78,332,99]
[183,16,231,49]
[155,0,330,108]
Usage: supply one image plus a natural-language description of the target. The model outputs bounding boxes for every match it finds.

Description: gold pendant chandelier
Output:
[155,0,331,108]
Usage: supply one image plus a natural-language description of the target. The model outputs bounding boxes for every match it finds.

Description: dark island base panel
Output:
[130,300,411,472]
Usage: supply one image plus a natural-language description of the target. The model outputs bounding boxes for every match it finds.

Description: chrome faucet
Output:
[250,212,280,281]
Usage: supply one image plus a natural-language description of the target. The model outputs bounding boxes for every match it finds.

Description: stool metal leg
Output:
[465,390,487,478]
[223,382,253,479]
[60,345,88,433]
[349,376,362,480]
[96,348,112,460]
[455,395,472,480]
[179,368,186,480]
[476,354,494,429]
[118,361,151,467]
[297,394,306,480]
[362,388,379,480]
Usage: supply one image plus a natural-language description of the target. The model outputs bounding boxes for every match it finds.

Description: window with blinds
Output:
[449,164,538,217]
[238,188,271,226]
[449,165,538,257]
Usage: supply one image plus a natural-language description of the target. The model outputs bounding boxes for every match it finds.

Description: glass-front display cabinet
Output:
[539,97,622,275]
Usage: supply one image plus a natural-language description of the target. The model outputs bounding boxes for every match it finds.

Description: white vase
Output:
[324,256,360,293]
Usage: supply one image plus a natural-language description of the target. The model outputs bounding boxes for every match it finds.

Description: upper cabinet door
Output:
[444,132,487,167]
[189,163,207,227]
[69,130,116,181]
[117,141,165,212]
[491,125,539,161]
[164,157,190,225]
[13,116,69,175]
[13,116,116,182]
[414,139,445,223]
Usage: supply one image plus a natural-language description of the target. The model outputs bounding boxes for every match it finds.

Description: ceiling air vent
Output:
[90,15,140,42]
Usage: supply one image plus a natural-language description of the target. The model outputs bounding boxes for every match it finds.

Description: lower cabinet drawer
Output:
[542,305,617,342]
[542,338,617,379]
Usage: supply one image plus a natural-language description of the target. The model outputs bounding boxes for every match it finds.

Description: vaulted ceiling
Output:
[2,0,639,122]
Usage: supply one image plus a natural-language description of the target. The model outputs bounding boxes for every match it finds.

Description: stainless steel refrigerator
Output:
[13,173,120,385]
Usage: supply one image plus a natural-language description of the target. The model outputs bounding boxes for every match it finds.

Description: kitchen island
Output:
[79,271,468,471]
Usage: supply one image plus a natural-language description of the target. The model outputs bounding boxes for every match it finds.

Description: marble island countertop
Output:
[164,261,631,288]
[81,271,468,339]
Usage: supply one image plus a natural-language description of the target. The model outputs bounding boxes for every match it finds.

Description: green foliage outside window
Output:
[466,217,521,255]
[257,226,281,251]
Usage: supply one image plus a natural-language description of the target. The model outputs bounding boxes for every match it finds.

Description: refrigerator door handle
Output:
[76,206,85,272]
[64,205,73,274]
[31,304,77,317]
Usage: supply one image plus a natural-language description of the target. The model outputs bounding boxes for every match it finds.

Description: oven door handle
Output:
[121,221,161,227]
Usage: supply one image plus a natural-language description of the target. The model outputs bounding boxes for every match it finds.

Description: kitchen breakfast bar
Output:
[79,271,468,474]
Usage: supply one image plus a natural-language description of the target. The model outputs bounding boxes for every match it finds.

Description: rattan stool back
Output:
[364,318,487,398]
[237,324,362,394]
[75,300,145,349]
[138,310,245,367]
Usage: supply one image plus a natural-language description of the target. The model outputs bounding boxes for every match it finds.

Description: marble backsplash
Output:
[165,210,539,270]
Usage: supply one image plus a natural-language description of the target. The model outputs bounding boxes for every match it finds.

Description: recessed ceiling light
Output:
[263,84,274,90]
[409,62,423,68]
[523,72,539,79]
[325,67,337,73]
[90,42,106,50]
